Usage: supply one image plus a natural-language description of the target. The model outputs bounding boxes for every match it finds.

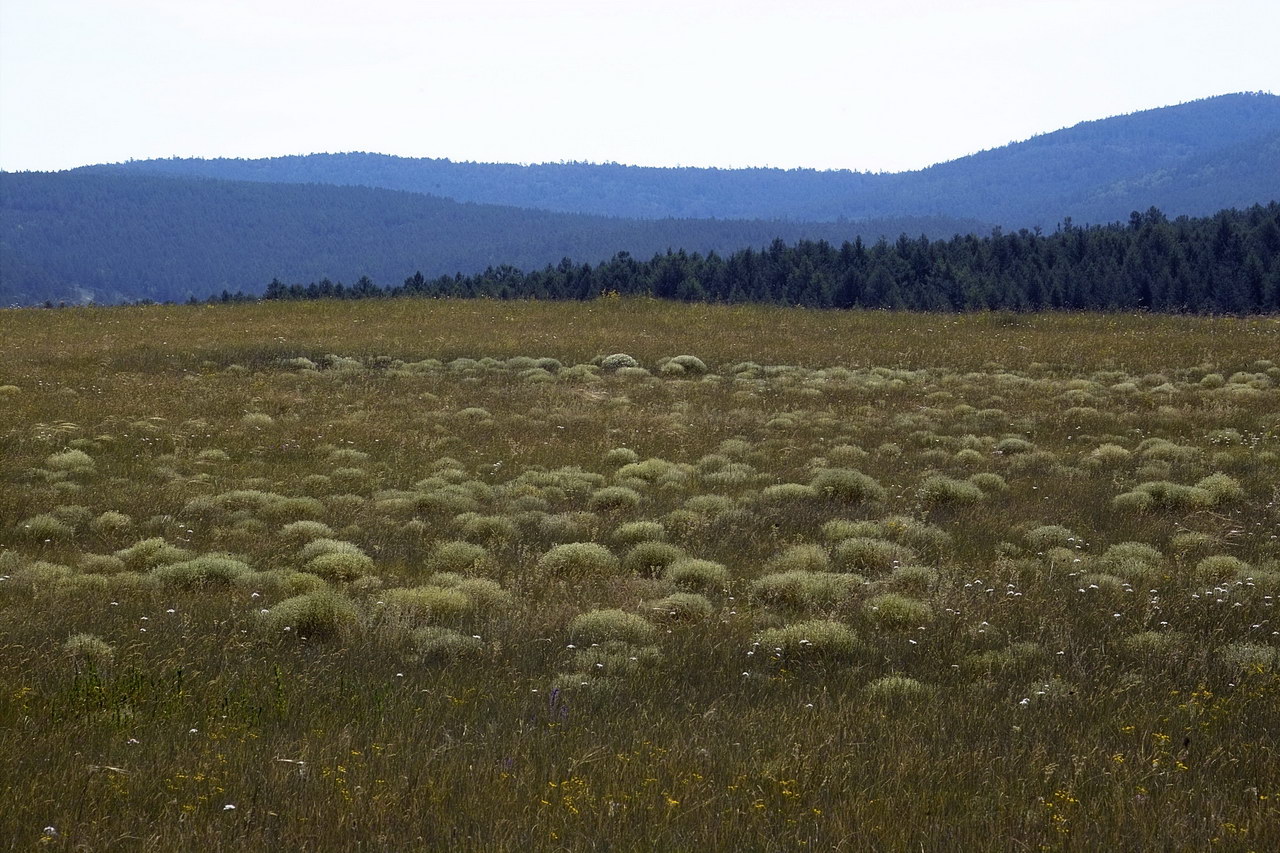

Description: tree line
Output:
[248,204,1280,313]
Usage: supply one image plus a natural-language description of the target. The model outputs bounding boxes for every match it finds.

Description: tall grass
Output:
[1,298,1277,850]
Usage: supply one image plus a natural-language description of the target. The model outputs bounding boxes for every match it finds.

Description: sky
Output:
[1,0,1277,174]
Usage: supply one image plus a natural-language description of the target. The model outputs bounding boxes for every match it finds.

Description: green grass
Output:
[1,298,1278,850]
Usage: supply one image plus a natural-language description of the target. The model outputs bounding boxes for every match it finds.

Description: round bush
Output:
[754,620,861,662]
[537,543,620,581]
[1196,473,1245,503]
[568,608,656,645]
[612,521,667,547]
[588,486,643,512]
[383,585,471,623]
[864,675,934,703]
[885,565,939,595]
[810,468,886,504]
[833,537,915,573]
[865,593,933,629]
[152,554,252,588]
[264,589,359,639]
[918,475,984,506]
[664,355,708,375]
[63,633,114,668]
[45,449,96,474]
[664,558,730,592]
[280,520,335,542]
[600,353,640,372]
[17,513,74,540]
[1025,525,1078,551]
[429,574,514,612]
[647,592,714,623]
[412,627,485,663]
[751,570,863,609]
[114,537,193,571]
[1193,555,1250,585]
[427,540,490,574]
[299,538,366,561]
[622,541,686,576]
[305,550,374,582]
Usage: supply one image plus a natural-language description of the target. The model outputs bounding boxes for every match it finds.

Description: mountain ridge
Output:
[73,92,1280,226]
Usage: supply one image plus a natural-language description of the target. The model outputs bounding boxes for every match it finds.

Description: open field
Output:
[2,299,1278,850]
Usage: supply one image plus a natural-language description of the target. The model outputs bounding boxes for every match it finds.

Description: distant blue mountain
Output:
[0,171,982,305]
[82,93,1280,227]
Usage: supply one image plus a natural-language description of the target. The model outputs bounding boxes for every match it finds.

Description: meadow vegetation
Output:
[1,298,1278,850]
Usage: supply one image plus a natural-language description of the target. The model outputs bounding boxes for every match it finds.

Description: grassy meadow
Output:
[1,298,1278,850]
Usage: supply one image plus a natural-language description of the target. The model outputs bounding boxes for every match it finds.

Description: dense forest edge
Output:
[223,204,1280,314]
[0,170,985,306]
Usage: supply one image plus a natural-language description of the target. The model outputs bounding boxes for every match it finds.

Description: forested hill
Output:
[81,93,1280,227]
[261,204,1280,314]
[0,171,983,306]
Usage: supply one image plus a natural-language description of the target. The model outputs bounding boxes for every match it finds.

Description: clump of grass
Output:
[647,592,714,623]
[751,571,862,609]
[237,569,327,596]
[1193,555,1250,585]
[883,565,939,596]
[664,558,730,593]
[1120,631,1187,661]
[603,447,640,467]
[537,542,620,581]
[865,593,933,629]
[833,537,914,574]
[426,540,490,574]
[63,633,114,669]
[78,554,126,574]
[1115,481,1215,511]
[568,608,657,645]
[918,474,985,506]
[1218,642,1277,674]
[114,537,193,571]
[382,585,472,624]
[454,513,518,542]
[152,554,253,588]
[960,642,1047,678]
[1025,525,1079,551]
[622,541,686,577]
[16,513,75,540]
[45,448,96,475]
[1195,473,1245,503]
[754,620,861,662]
[428,574,514,612]
[241,412,275,429]
[967,472,1009,494]
[599,353,640,372]
[1101,542,1164,583]
[280,520,335,542]
[299,539,374,581]
[760,483,820,503]
[90,510,133,535]
[573,641,663,677]
[587,485,643,512]
[864,675,934,703]
[611,520,666,547]
[809,468,886,504]
[412,627,485,664]
[264,589,359,639]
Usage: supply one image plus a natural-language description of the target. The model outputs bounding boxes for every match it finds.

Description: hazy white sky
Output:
[1,0,1277,173]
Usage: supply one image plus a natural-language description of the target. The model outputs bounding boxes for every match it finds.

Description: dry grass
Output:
[1,298,1278,851]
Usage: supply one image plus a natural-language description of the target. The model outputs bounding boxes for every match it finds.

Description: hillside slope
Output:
[82,93,1280,227]
[0,171,983,305]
